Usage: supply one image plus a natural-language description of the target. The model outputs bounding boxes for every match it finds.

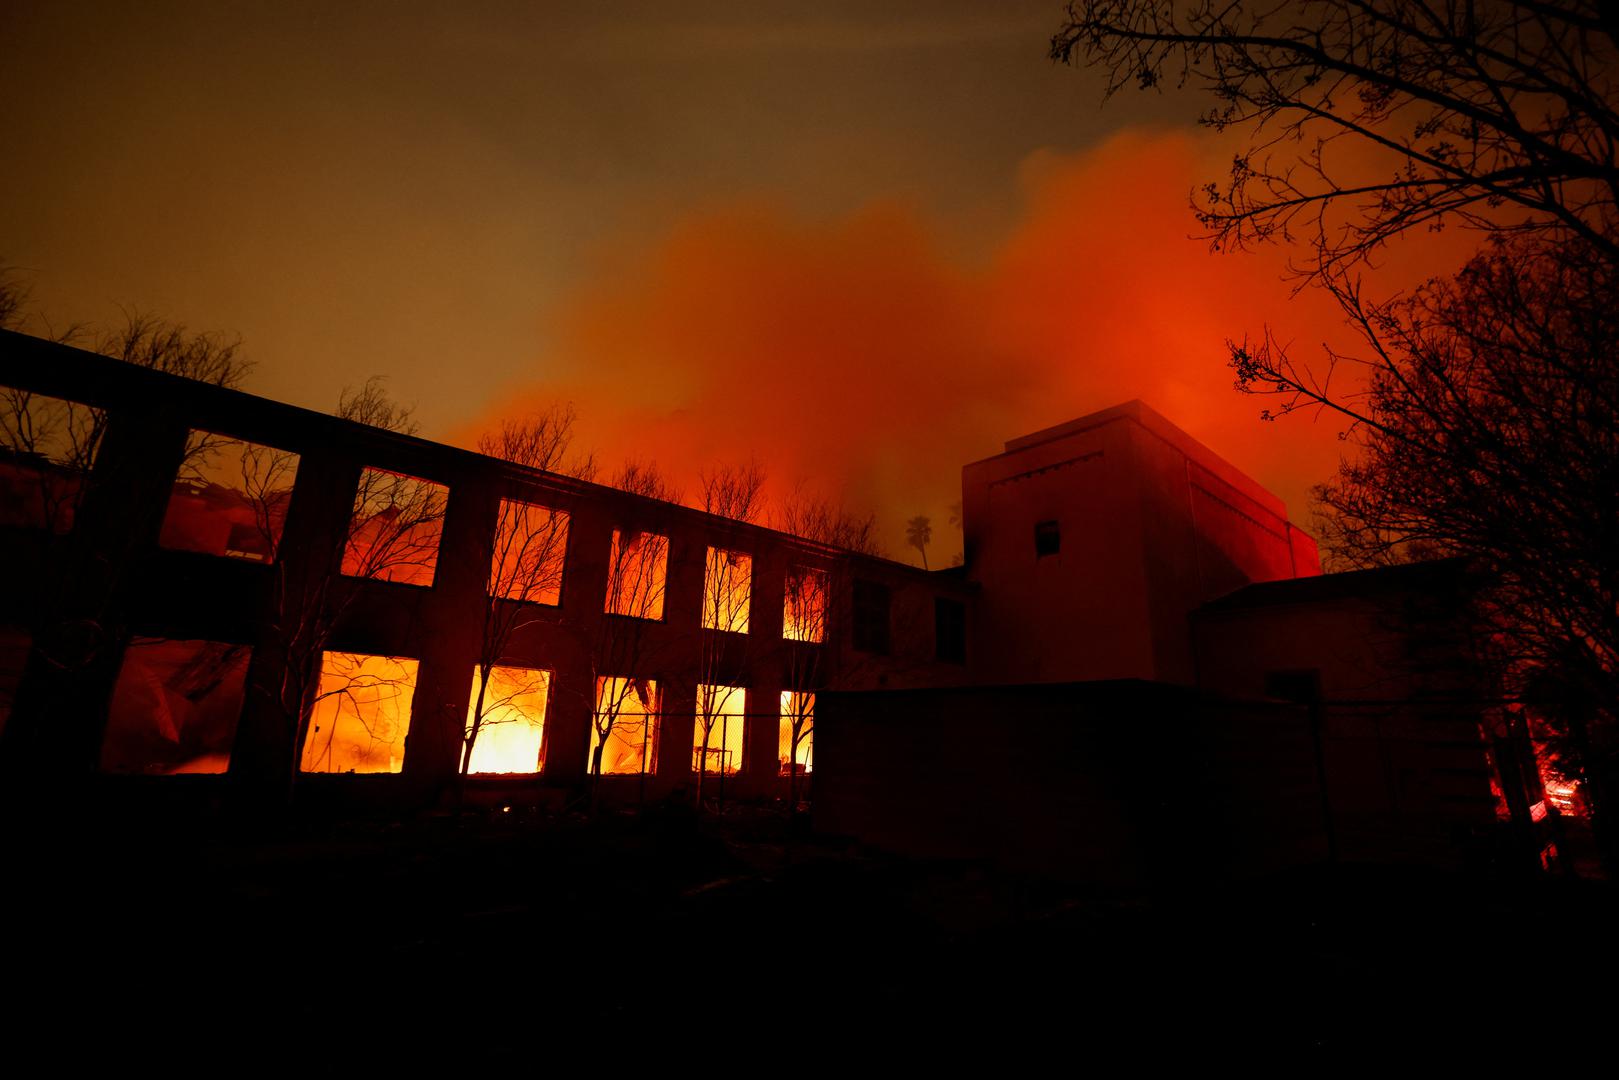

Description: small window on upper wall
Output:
[605,529,668,620]
[852,579,891,655]
[301,652,418,774]
[99,638,250,775]
[702,547,751,634]
[342,467,449,586]
[934,597,967,665]
[0,385,106,532]
[784,566,828,643]
[1264,669,1323,704]
[490,499,569,606]
[1034,519,1060,558]
[159,431,300,562]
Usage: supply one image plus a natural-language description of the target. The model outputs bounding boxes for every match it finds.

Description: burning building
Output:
[0,330,1545,876]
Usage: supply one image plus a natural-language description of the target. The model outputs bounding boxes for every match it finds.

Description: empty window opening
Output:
[935,597,967,664]
[591,676,659,775]
[605,529,669,620]
[1034,520,1060,558]
[779,690,814,776]
[341,467,449,586]
[490,499,569,606]
[301,652,418,774]
[694,683,745,775]
[702,547,752,634]
[783,566,828,643]
[0,386,105,532]
[465,666,551,775]
[852,579,891,655]
[99,638,249,775]
[159,430,299,562]
[1264,669,1323,703]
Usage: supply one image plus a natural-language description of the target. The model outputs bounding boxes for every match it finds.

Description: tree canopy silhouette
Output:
[1054,0,1619,868]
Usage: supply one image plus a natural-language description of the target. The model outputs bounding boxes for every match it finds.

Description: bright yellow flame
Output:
[702,547,752,633]
[779,690,813,774]
[783,566,827,643]
[465,666,551,774]
[591,676,659,774]
[301,652,418,774]
[694,683,745,774]
[605,530,668,619]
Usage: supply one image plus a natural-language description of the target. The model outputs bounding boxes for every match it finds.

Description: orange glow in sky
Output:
[468,131,1476,554]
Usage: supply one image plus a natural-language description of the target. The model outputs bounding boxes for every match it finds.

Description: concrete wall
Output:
[961,400,1318,687]
[1190,563,1505,856]
[813,679,1500,884]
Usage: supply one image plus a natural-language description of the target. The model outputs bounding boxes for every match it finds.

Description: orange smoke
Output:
[463,129,1475,558]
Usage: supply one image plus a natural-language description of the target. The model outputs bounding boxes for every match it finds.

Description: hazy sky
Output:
[2,2,1461,556]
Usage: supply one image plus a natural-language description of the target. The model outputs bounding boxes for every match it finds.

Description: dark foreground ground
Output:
[4,799,1615,1066]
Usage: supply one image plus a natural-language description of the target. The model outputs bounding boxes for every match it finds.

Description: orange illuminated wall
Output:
[963,400,1319,686]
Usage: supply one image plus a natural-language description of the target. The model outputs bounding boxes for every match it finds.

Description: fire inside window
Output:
[1034,519,1060,558]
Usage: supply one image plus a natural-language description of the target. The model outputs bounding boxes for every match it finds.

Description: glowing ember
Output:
[1544,778,1581,816]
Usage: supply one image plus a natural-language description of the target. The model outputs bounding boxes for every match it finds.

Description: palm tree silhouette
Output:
[905,514,932,570]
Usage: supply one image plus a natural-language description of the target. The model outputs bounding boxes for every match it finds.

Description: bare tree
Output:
[0,311,253,769]
[336,375,417,435]
[694,460,766,813]
[585,460,678,810]
[775,487,884,810]
[1051,1,1619,284]
[1,261,30,330]
[460,406,595,782]
[2,309,252,532]
[258,379,446,790]
[1053,0,1619,866]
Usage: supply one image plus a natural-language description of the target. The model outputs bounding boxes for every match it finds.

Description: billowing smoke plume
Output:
[464,130,1471,561]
